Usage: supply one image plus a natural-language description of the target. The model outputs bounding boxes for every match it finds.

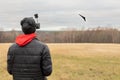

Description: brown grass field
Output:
[0,43,120,80]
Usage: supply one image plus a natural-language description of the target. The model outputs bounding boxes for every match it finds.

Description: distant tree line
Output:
[0,27,120,43]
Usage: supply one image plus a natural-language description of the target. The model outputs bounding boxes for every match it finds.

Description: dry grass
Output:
[0,43,120,80]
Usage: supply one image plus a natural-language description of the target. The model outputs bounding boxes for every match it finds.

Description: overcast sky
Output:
[0,0,120,31]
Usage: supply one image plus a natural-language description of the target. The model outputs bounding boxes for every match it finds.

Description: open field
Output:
[0,43,120,80]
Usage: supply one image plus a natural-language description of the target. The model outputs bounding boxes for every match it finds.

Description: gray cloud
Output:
[0,0,120,31]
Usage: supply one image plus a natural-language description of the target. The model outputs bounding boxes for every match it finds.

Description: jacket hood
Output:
[15,33,36,47]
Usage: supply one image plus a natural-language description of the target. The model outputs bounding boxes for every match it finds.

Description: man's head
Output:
[20,17,36,34]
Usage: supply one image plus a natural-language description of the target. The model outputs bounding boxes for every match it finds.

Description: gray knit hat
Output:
[20,17,36,34]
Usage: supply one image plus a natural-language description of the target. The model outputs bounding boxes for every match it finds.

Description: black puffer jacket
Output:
[7,38,52,80]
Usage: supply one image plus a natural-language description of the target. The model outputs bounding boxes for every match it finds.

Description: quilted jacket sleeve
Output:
[41,45,52,76]
[7,47,14,75]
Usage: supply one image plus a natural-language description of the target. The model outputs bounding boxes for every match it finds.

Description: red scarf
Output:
[15,33,36,47]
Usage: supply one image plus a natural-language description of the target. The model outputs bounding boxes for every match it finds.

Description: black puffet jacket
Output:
[7,38,52,80]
